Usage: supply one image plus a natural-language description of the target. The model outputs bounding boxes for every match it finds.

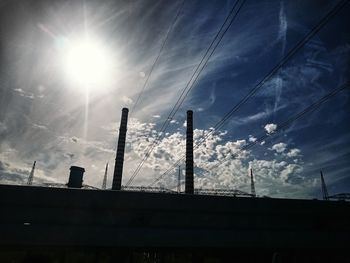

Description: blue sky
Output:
[0,0,349,199]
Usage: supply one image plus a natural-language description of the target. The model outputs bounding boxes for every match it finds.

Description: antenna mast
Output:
[320,171,329,200]
[177,166,181,193]
[27,161,36,185]
[102,163,108,190]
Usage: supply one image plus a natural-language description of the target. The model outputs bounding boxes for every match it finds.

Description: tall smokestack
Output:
[112,108,129,190]
[67,166,85,188]
[185,110,194,194]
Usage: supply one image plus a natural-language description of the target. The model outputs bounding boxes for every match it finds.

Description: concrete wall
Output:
[0,184,349,248]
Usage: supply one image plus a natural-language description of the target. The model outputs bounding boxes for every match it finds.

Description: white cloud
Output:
[13,88,35,99]
[249,135,257,142]
[121,96,133,105]
[271,142,287,153]
[119,119,310,197]
[264,123,277,134]
[0,114,309,198]
[32,124,48,130]
[287,148,301,158]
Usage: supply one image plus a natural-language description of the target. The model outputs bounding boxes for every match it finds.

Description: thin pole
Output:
[27,161,36,185]
[178,166,181,193]
[102,163,108,190]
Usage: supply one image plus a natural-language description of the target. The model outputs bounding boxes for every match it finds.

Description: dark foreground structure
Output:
[0,184,350,262]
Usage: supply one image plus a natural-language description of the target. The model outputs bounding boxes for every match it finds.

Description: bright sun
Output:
[65,38,113,87]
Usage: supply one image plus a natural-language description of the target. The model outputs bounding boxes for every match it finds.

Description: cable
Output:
[104,0,185,186]
[207,82,350,171]
[130,0,186,116]
[147,0,349,186]
[126,0,246,186]
[153,82,349,186]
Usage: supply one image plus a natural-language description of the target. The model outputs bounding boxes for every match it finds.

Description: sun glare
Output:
[65,38,113,87]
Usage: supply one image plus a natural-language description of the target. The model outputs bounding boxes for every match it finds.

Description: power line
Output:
[105,1,185,179]
[146,0,349,187]
[191,0,349,148]
[154,82,349,187]
[130,0,186,116]
[207,82,349,171]
[126,0,246,186]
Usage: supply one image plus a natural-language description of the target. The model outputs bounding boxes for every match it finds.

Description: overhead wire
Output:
[105,0,185,184]
[126,0,247,186]
[130,0,186,116]
[146,0,349,187]
[207,82,350,171]
[154,81,350,187]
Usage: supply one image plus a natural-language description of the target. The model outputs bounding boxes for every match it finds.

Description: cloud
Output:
[236,111,271,125]
[1,1,346,198]
[287,148,301,158]
[32,123,48,130]
[264,123,277,134]
[0,112,311,198]
[271,142,287,153]
[114,118,310,198]
[248,135,257,142]
[13,88,35,99]
[0,122,7,135]
[0,160,59,185]
[121,96,133,105]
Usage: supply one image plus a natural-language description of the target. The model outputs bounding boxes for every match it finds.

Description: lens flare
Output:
[65,38,113,87]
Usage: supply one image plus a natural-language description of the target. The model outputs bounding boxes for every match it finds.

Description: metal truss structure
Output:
[122,186,177,194]
[194,188,254,197]
[328,193,350,201]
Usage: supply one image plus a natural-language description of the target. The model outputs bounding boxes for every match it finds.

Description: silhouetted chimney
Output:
[185,110,194,194]
[67,166,85,188]
[112,108,129,190]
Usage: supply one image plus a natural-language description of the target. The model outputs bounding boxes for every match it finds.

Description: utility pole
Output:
[320,170,329,200]
[177,166,181,193]
[250,168,256,197]
[27,161,36,185]
[102,163,108,190]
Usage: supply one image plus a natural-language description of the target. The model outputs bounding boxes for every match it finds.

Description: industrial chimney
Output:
[67,166,85,188]
[112,108,129,190]
[185,110,194,194]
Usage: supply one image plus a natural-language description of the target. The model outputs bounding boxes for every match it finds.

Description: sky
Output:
[0,0,349,199]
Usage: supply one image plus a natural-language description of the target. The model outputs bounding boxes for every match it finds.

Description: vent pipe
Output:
[185,110,194,194]
[67,166,85,188]
[112,108,129,190]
